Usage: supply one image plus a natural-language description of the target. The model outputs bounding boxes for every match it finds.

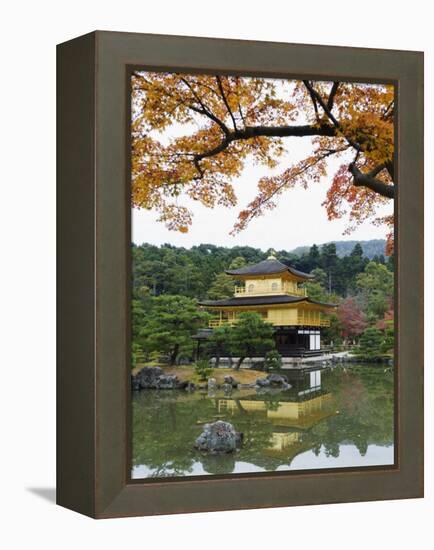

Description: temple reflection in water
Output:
[216,369,337,460]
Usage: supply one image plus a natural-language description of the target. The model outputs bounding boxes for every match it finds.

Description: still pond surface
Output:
[131,364,394,478]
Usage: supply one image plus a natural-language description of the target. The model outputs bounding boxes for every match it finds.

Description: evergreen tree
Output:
[229,312,275,369]
[207,273,235,300]
[356,262,394,320]
[208,324,234,368]
[228,256,246,270]
[356,327,384,359]
[140,295,210,364]
[308,244,320,266]
[320,243,338,293]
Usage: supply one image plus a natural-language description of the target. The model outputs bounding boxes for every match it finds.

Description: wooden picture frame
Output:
[57,31,424,518]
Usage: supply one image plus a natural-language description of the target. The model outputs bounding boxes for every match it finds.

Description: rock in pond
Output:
[132,366,163,389]
[157,374,179,389]
[223,375,239,388]
[222,382,233,395]
[207,377,217,391]
[268,373,289,387]
[195,421,243,454]
[131,366,188,390]
[255,373,290,390]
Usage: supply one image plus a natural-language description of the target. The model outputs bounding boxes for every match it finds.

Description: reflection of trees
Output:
[199,453,236,475]
[307,367,394,460]
[132,391,202,476]
[132,367,394,477]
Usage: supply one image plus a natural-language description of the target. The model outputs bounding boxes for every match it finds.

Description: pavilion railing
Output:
[296,313,330,327]
[209,318,237,328]
[234,282,307,297]
[209,314,330,328]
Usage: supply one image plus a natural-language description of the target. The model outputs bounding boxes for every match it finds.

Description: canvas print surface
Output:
[129,73,395,479]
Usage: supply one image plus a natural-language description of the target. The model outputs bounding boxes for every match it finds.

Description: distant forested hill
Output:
[132,240,392,301]
[290,239,386,259]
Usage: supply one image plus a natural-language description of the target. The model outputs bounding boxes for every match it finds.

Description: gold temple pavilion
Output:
[199,253,337,357]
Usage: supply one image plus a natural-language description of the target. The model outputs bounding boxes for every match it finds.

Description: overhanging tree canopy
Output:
[131,74,394,251]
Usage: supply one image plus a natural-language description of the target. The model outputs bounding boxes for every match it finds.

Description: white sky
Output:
[132,78,393,250]
[132,139,393,250]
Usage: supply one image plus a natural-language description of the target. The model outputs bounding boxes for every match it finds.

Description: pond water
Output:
[131,364,394,479]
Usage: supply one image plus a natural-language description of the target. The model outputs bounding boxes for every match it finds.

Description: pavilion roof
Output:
[225,257,314,280]
[199,295,337,308]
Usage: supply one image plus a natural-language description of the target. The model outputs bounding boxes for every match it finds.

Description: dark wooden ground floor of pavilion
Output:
[193,326,325,359]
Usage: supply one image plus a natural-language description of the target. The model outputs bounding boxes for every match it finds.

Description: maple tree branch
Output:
[188,104,230,136]
[192,123,336,175]
[303,80,362,151]
[385,159,395,180]
[178,87,394,201]
[195,135,232,162]
[238,103,246,127]
[348,162,395,198]
[216,76,238,130]
[180,78,230,136]
[383,100,394,119]
[238,124,336,139]
[368,163,387,178]
[305,86,320,122]
[239,149,342,226]
[327,82,340,111]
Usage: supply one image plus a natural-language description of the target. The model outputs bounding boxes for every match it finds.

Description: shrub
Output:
[194,359,213,381]
[264,350,283,371]
[131,342,145,369]
[355,327,384,359]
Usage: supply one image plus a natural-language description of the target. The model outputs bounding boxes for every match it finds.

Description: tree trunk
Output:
[234,356,245,370]
[214,350,221,369]
[234,399,246,413]
[170,344,179,365]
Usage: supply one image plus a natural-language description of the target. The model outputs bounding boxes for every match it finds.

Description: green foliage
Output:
[311,267,327,286]
[380,321,394,354]
[207,324,234,367]
[208,272,235,300]
[264,350,283,371]
[131,300,147,362]
[194,359,213,381]
[132,243,265,300]
[356,261,394,320]
[131,342,144,369]
[139,295,210,364]
[355,327,385,359]
[305,269,340,305]
[229,256,247,270]
[230,312,275,369]
[305,280,327,301]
